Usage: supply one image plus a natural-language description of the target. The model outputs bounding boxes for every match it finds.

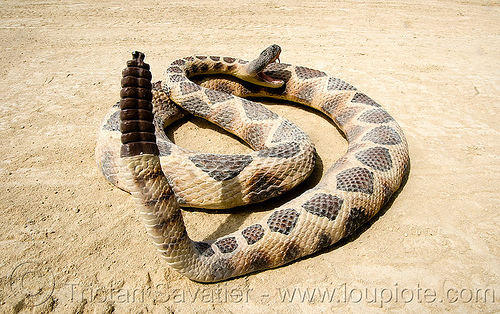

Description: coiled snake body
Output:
[96,45,409,282]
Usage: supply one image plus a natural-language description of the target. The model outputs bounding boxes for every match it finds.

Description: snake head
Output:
[244,44,284,88]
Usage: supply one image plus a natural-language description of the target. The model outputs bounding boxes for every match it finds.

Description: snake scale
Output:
[96,45,409,282]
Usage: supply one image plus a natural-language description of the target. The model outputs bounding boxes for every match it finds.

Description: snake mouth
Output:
[258,70,283,85]
[258,50,283,85]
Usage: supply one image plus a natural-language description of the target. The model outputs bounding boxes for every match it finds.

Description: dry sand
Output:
[1,0,499,313]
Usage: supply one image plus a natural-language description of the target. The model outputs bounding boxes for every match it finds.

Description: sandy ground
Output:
[0,0,499,313]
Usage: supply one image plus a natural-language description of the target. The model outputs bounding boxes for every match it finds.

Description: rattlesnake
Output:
[96,45,409,282]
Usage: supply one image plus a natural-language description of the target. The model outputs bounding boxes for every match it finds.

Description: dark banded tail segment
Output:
[120,51,159,158]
